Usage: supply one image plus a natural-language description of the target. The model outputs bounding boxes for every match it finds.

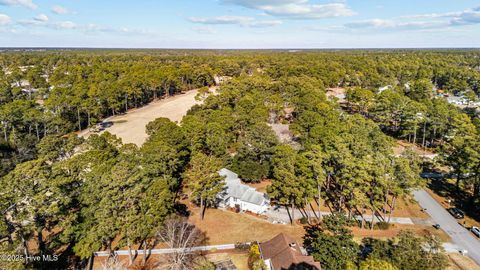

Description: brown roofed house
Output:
[259,233,321,270]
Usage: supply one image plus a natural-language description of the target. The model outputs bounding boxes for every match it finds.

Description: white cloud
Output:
[399,6,480,26]
[221,0,355,19]
[328,6,480,32]
[0,14,11,25]
[15,18,149,36]
[34,13,48,22]
[192,26,217,34]
[189,15,281,28]
[51,5,68,14]
[0,0,36,9]
[248,20,282,27]
[189,15,254,25]
[55,21,76,29]
[451,10,480,25]
[399,12,461,20]
[345,19,447,30]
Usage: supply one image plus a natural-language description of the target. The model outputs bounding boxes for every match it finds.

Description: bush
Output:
[248,243,267,270]
[235,242,250,251]
[299,217,309,224]
[375,222,390,230]
[194,257,215,270]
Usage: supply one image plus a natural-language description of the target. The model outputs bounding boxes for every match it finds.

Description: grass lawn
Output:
[351,224,450,242]
[187,202,449,245]
[188,204,306,244]
[206,253,249,270]
[447,253,480,270]
[230,253,249,270]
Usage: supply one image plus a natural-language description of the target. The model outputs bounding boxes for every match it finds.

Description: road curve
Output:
[412,189,480,265]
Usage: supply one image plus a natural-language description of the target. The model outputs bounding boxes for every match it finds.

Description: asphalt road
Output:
[413,189,480,265]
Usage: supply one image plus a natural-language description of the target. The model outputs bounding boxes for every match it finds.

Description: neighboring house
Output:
[213,75,232,86]
[259,233,321,270]
[217,168,270,214]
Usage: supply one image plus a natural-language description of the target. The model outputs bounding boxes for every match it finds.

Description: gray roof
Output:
[219,168,269,206]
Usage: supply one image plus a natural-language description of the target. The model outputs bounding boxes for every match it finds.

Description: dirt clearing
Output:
[80,87,215,146]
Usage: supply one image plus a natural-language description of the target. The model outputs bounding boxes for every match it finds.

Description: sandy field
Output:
[80,87,215,146]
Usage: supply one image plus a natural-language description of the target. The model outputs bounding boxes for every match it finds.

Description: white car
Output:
[471,226,480,238]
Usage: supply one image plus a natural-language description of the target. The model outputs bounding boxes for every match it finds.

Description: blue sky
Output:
[0,0,479,48]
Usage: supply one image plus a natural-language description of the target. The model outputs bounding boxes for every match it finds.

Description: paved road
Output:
[266,207,414,224]
[413,189,480,264]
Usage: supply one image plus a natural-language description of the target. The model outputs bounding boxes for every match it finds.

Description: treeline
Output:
[1,49,480,269]
[0,121,188,269]
[0,53,221,176]
[1,50,479,177]
[345,82,480,216]
[0,71,423,269]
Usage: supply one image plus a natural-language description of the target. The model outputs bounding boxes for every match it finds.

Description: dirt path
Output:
[79,87,216,146]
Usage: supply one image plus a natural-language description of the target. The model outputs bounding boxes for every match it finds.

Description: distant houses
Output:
[259,233,321,270]
[213,75,232,86]
[217,168,270,214]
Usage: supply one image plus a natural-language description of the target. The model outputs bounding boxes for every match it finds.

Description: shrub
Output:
[375,222,390,230]
[299,217,309,224]
[235,242,250,251]
[248,243,267,270]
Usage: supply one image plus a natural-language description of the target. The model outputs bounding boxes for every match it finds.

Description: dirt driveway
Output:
[80,87,215,146]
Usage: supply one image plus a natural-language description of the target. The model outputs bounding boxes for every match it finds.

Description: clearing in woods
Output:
[79,87,216,146]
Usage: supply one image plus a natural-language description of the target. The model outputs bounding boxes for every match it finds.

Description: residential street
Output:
[413,189,480,265]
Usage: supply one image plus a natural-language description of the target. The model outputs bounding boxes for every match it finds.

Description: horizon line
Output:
[1,46,480,51]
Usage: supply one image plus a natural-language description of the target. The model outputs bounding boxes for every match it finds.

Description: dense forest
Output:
[0,49,480,269]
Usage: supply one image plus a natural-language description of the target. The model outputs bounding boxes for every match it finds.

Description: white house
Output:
[217,168,270,214]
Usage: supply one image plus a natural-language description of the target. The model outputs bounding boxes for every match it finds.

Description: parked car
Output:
[448,208,465,219]
[471,226,480,238]
[433,224,441,230]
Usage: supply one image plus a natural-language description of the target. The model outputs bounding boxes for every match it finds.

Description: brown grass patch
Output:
[188,206,305,244]
[351,224,450,242]
[245,179,271,193]
[447,253,480,270]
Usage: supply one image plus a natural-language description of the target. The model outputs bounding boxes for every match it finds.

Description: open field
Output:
[79,87,215,146]
[187,203,306,244]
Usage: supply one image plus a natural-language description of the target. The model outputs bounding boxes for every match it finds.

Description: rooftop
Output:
[259,233,321,270]
[219,168,269,206]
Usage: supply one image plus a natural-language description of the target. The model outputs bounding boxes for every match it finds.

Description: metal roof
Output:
[218,168,269,206]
